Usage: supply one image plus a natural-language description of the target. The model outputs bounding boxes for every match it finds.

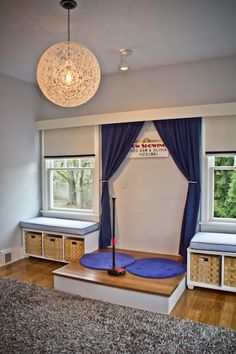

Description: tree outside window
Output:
[212,157,236,219]
[47,158,95,211]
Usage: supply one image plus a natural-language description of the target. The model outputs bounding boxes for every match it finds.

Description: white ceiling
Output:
[0,0,236,84]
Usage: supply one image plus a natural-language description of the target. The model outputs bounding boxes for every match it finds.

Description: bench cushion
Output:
[20,217,99,236]
[190,232,236,253]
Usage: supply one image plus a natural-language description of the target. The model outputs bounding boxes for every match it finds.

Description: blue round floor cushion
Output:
[80,252,136,270]
[126,257,186,278]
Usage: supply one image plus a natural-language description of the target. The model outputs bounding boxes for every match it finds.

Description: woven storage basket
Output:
[64,238,84,262]
[190,253,221,285]
[25,232,42,256]
[44,234,63,260]
[224,256,236,287]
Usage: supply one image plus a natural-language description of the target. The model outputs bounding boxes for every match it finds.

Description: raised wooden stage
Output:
[53,249,186,315]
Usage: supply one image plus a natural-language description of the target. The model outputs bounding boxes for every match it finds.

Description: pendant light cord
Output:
[68,9,70,42]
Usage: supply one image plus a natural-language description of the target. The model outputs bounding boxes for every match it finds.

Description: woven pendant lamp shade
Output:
[37,41,101,107]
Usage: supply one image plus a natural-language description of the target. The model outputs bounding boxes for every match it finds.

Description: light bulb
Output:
[65,70,73,84]
[119,65,129,71]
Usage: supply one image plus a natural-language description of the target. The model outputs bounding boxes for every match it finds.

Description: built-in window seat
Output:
[187,232,236,293]
[20,217,99,263]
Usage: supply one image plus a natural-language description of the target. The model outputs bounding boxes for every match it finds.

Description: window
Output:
[43,157,99,219]
[207,156,236,222]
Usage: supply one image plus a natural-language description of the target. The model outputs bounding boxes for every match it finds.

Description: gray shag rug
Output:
[0,278,235,354]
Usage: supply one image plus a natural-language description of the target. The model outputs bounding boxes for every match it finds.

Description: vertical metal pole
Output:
[112,197,116,269]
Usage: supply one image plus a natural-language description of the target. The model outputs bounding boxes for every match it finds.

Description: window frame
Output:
[208,157,236,223]
[41,127,100,222]
[201,153,236,232]
[47,161,95,212]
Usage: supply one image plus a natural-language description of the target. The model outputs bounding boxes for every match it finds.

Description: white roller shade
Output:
[44,126,95,157]
[205,116,236,154]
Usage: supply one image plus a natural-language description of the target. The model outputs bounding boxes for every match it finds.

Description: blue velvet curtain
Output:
[100,121,144,248]
[153,118,201,262]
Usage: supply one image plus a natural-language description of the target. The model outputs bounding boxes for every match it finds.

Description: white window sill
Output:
[200,221,236,233]
[41,209,99,223]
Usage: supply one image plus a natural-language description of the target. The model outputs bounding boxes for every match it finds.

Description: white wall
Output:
[0,73,41,250]
[110,122,188,255]
[0,55,235,255]
[39,56,236,120]
[37,56,236,256]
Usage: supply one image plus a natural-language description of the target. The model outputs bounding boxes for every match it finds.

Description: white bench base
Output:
[54,274,186,315]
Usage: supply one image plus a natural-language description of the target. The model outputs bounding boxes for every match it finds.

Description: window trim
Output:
[208,160,236,223]
[40,127,100,222]
[201,152,236,233]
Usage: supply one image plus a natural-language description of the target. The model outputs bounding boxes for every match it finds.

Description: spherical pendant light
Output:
[37,0,101,107]
[37,41,100,107]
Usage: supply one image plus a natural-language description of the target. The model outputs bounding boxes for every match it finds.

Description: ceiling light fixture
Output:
[37,0,101,107]
[119,49,132,71]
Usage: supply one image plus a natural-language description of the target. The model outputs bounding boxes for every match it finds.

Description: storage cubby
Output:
[44,234,63,261]
[187,248,236,293]
[224,256,236,287]
[22,228,98,263]
[25,232,42,256]
[64,238,84,262]
[190,253,221,286]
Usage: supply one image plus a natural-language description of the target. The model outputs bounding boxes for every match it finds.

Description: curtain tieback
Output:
[188,180,197,184]
[100,180,108,183]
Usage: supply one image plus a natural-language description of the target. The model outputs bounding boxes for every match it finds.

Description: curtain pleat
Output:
[99,122,144,248]
[153,118,201,262]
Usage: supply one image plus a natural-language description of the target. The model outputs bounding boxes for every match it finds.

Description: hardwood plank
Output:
[53,262,184,296]
[171,287,236,329]
[100,248,182,261]
[0,257,64,288]
[53,249,185,296]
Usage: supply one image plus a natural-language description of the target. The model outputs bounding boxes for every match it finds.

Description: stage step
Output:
[53,250,186,315]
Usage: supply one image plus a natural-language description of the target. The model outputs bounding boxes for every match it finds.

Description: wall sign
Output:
[129,138,169,158]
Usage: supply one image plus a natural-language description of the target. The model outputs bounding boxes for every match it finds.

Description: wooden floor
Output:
[0,258,65,288]
[0,257,236,329]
